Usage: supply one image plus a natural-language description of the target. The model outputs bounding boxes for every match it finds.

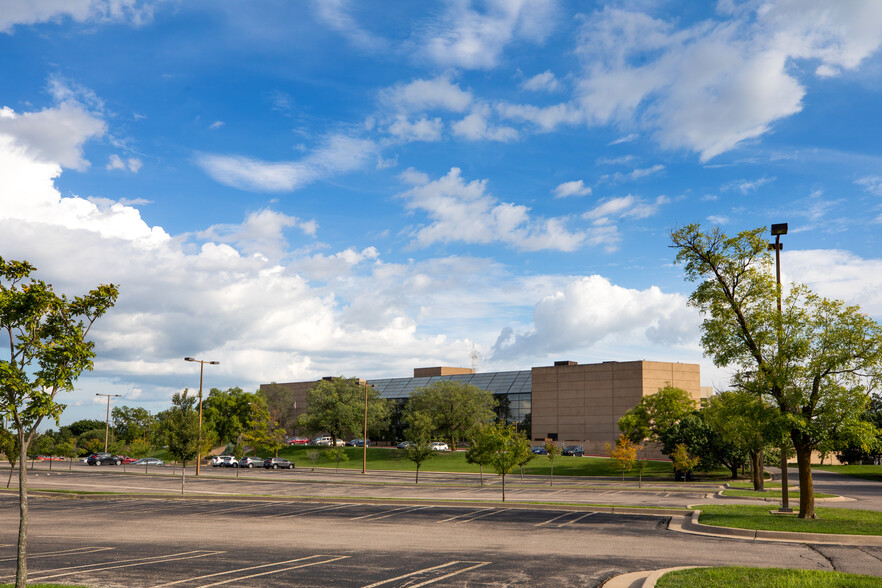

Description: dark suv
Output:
[87,453,122,466]
[264,458,294,470]
[561,445,584,457]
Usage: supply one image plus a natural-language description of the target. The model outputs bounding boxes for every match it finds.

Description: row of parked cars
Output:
[530,445,585,457]
[85,453,165,466]
[286,436,372,447]
[210,455,295,469]
[395,441,450,451]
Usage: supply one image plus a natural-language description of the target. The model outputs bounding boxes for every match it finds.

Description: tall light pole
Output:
[768,222,792,513]
[184,357,219,476]
[96,393,122,453]
[361,382,375,475]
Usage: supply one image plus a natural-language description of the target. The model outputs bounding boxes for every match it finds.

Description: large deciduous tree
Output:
[296,377,390,446]
[0,258,117,588]
[617,384,696,445]
[202,387,259,446]
[403,380,497,450]
[111,405,153,444]
[671,224,882,518]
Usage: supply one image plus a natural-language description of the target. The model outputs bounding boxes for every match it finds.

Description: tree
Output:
[671,443,700,480]
[704,391,776,490]
[296,377,390,447]
[671,224,882,518]
[0,257,117,588]
[242,400,286,458]
[65,419,106,437]
[259,382,300,433]
[835,393,882,465]
[469,422,532,502]
[403,380,496,450]
[1,424,20,488]
[158,390,205,494]
[607,434,639,481]
[403,410,435,484]
[202,387,260,446]
[618,385,696,444]
[55,440,76,472]
[30,435,55,469]
[544,440,561,486]
[659,411,747,479]
[111,406,153,445]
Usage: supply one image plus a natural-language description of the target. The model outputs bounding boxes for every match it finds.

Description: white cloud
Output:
[419,0,558,69]
[381,76,472,114]
[451,109,518,142]
[787,249,882,316]
[706,215,729,225]
[196,134,376,192]
[856,175,882,196]
[584,194,665,222]
[209,121,224,129]
[0,0,158,33]
[496,101,583,132]
[490,275,696,360]
[553,180,591,198]
[399,167,587,252]
[599,163,665,183]
[386,115,443,142]
[722,176,774,194]
[597,155,635,165]
[198,209,318,262]
[311,0,388,51]
[574,3,882,161]
[521,70,560,92]
[106,154,142,173]
[608,133,638,145]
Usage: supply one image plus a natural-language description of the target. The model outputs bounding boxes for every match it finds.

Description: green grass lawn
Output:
[272,446,739,481]
[655,567,882,587]
[720,489,838,499]
[814,464,882,482]
[694,504,882,535]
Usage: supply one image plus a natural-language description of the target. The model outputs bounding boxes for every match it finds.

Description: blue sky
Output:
[2,0,882,425]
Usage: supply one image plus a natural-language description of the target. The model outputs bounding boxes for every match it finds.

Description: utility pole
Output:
[96,393,122,453]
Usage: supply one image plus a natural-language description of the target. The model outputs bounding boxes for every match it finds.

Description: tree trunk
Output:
[6,463,15,488]
[728,462,738,479]
[550,462,554,487]
[479,464,483,486]
[794,441,815,519]
[181,461,186,495]
[16,434,29,588]
[415,465,419,485]
[501,473,506,502]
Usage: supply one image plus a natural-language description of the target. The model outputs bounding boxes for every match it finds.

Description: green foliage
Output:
[618,384,696,444]
[305,449,320,471]
[659,411,747,478]
[258,383,300,434]
[241,399,286,457]
[544,440,561,486]
[159,390,202,464]
[671,443,700,474]
[671,224,882,518]
[111,406,153,444]
[403,380,496,450]
[403,410,436,483]
[606,434,639,480]
[468,421,533,501]
[65,419,106,437]
[324,447,349,471]
[202,387,260,446]
[297,377,390,445]
[0,257,118,587]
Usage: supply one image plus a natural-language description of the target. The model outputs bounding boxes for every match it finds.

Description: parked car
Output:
[120,456,139,464]
[313,436,345,446]
[135,457,164,466]
[396,441,412,449]
[239,457,264,468]
[346,439,370,447]
[264,457,295,470]
[37,456,65,461]
[221,456,239,468]
[429,442,450,451]
[561,445,584,457]
[287,436,310,445]
[87,453,122,466]
[211,455,233,467]
[531,446,548,455]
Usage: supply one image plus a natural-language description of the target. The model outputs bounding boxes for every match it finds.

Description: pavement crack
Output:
[804,543,837,571]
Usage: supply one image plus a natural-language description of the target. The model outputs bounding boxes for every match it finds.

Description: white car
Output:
[429,442,450,451]
[211,455,233,467]
[313,436,346,446]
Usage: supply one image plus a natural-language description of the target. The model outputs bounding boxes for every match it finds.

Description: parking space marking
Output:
[361,561,491,588]
[0,546,114,563]
[533,512,577,527]
[350,505,428,521]
[436,508,491,523]
[152,554,346,587]
[370,505,434,520]
[190,501,279,516]
[194,555,350,587]
[454,508,509,524]
[273,503,356,518]
[19,550,225,583]
[556,512,595,527]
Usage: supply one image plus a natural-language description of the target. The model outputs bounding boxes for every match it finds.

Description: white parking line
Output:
[152,555,345,587]
[194,555,350,587]
[20,550,225,582]
[369,505,433,520]
[350,505,431,521]
[361,561,492,588]
[273,503,355,518]
[0,546,114,562]
[533,512,575,527]
[455,508,509,524]
[556,512,595,527]
[436,509,490,523]
[193,501,279,516]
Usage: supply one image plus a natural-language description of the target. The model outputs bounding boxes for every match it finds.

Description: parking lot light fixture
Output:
[184,357,220,476]
[96,393,122,453]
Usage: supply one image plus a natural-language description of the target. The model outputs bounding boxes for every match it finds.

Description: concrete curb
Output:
[601,566,703,588]
[669,509,882,546]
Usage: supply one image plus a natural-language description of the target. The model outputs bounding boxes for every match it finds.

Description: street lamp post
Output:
[96,393,122,453]
[768,222,792,513]
[184,357,220,476]
[362,382,373,475]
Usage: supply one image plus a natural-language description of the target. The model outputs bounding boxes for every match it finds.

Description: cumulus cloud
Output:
[521,70,561,92]
[490,275,696,360]
[553,180,591,198]
[398,167,587,252]
[574,3,882,160]
[451,109,518,142]
[107,154,142,172]
[386,115,444,142]
[196,134,376,192]
[380,76,472,114]
[418,0,558,69]
[198,209,318,262]
[496,101,583,132]
[787,249,882,316]
[1,0,158,32]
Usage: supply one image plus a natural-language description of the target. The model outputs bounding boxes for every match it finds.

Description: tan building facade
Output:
[531,360,701,456]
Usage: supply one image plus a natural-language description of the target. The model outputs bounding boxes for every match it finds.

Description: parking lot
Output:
[0,491,851,587]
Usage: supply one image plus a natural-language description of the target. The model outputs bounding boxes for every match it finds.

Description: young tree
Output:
[403,380,497,450]
[618,385,696,445]
[158,390,204,494]
[544,440,561,486]
[403,410,435,484]
[1,424,20,488]
[297,377,389,447]
[55,440,77,472]
[607,434,639,482]
[30,435,55,470]
[470,422,532,502]
[671,224,882,518]
[0,258,117,588]
[242,400,287,458]
[305,449,321,471]
[704,391,776,490]
[671,443,700,480]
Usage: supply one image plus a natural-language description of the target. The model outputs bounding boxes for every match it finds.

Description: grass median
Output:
[813,464,882,482]
[694,504,882,535]
[719,489,838,499]
[655,567,882,587]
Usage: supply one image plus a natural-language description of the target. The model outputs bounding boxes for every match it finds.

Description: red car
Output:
[121,456,139,464]
[287,436,310,445]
